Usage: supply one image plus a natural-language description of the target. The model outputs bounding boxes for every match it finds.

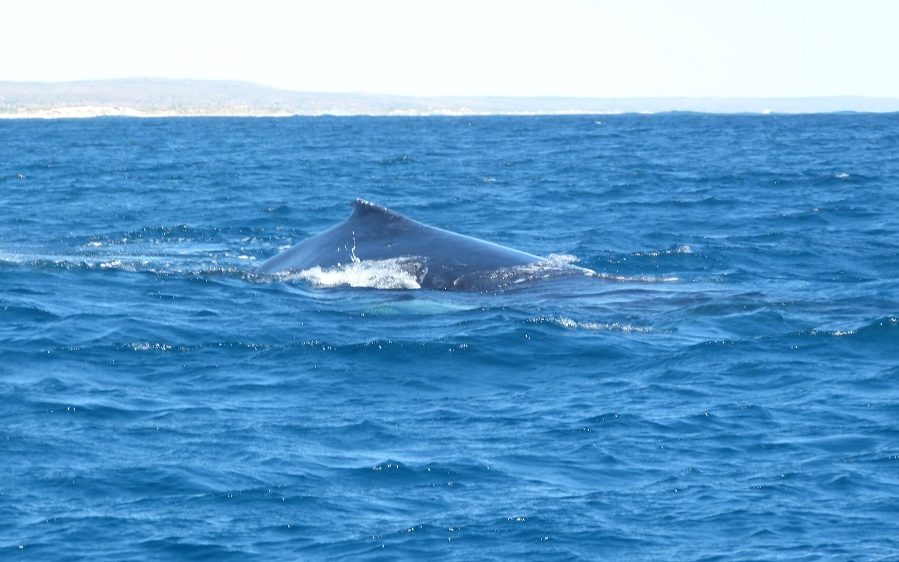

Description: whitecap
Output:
[99,259,125,270]
[128,342,173,352]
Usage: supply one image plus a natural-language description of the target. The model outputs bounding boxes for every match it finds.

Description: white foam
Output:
[545,253,581,266]
[289,257,427,290]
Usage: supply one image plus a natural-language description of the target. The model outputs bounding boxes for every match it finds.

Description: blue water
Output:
[2,114,898,560]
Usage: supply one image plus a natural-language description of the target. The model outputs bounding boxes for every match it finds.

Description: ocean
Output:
[1,114,898,560]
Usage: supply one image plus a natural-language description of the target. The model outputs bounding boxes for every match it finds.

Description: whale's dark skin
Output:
[257,199,547,291]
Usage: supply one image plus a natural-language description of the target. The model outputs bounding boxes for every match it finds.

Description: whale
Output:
[257,199,582,291]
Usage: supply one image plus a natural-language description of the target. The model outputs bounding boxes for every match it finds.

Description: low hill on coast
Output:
[3,78,898,118]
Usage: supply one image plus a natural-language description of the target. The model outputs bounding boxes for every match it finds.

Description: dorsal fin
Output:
[351,198,408,223]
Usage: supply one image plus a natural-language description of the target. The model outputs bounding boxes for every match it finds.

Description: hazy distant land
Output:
[2,78,899,118]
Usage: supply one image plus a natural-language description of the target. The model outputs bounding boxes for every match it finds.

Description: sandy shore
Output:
[0,105,306,119]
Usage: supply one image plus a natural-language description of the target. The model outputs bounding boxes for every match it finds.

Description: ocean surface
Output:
[2,114,898,560]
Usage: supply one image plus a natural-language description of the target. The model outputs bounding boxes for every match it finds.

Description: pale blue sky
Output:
[2,0,897,97]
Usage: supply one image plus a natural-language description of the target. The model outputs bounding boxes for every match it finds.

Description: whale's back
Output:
[257,199,547,290]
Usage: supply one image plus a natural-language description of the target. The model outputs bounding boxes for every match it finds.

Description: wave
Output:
[802,316,898,343]
[0,252,256,280]
[529,315,654,333]
[631,244,694,257]
[590,271,680,283]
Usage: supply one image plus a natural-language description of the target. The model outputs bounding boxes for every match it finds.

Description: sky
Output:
[2,0,898,98]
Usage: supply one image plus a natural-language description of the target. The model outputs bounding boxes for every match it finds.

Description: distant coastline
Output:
[3,78,899,118]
